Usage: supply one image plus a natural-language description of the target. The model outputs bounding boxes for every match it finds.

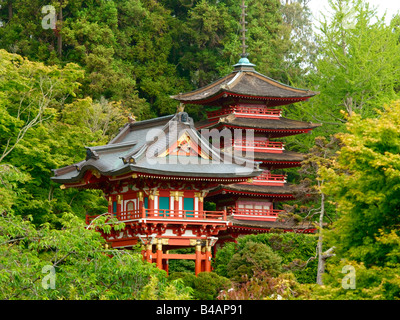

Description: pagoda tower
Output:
[171,2,320,240]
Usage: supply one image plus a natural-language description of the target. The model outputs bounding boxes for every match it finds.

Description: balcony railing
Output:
[86,208,227,225]
[207,106,282,119]
[237,171,286,186]
[228,208,284,221]
[232,139,284,153]
[254,172,286,183]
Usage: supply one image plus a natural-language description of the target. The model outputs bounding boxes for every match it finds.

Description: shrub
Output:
[218,271,307,300]
[214,233,318,283]
[169,271,231,300]
[226,241,282,282]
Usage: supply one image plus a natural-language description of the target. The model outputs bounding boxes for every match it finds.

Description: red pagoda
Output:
[52,112,262,275]
[170,56,320,245]
[169,1,321,246]
[51,2,321,274]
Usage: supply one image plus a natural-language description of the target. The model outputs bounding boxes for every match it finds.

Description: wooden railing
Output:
[207,106,282,119]
[232,139,284,153]
[227,208,284,221]
[86,208,227,224]
[253,172,286,183]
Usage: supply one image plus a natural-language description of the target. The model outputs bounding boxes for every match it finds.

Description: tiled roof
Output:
[196,114,321,131]
[171,69,318,106]
[51,113,262,184]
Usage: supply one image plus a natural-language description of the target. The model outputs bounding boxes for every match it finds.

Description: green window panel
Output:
[159,196,170,216]
[184,197,194,218]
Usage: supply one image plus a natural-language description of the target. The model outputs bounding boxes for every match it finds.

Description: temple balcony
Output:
[227,207,284,221]
[86,208,228,225]
[239,171,287,186]
[206,105,282,120]
[232,139,284,153]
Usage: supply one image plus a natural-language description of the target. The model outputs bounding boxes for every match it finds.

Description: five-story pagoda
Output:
[171,1,320,240]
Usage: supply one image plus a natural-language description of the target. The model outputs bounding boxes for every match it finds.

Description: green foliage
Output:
[214,233,318,283]
[167,248,195,274]
[305,259,400,300]
[218,271,308,300]
[0,0,310,120]
[304,0,400,138]
[0,50,133,225]
[321,101,400,266]
[213,242,237,278]
[169,271,231,300]
[2,0,400,300]
[0,211,175,299]
[140,276,193,300]
[226,241,283,282]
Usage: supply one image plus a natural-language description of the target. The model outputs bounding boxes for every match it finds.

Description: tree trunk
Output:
[316,192,325,285]
[8,1,13,21]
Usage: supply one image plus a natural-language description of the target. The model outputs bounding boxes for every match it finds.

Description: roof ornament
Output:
[240,0,248,59]
[128,114,136,123]
[233,0,256,71]
[177,103,185,113]
[85,147,99,161]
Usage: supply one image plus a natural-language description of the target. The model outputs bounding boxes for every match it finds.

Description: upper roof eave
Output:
[171,69,318,104]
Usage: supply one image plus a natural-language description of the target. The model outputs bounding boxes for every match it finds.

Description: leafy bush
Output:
[169,272,231,300]
[226,241,283,282]
[0,211,179,299]
[218,271,308,300]
[304,259,400,300]
[214,233,318,283]
[140,276,193,300]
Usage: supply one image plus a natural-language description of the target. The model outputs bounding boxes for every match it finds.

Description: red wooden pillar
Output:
[195,241,202,276]
[205,244,212,272]
[138,191,144,213]
[149,194,154,215]
[163,251,169,275]
[145,244,152,263]
[201,247,206,273]
[198,197,204,219]
[116,194,122,219]
[195,192,205,219]
[156,238,163,270]
[174,195,179,218]
[107,195,112,213]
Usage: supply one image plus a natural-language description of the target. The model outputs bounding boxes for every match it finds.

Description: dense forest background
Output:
[1,0,400,300]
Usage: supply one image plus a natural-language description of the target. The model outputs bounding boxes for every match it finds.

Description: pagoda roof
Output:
[171,61,318,106]
[51,112,262,185]
[196,113,321,133]
[226,217,316,233]
[251,150,304,162]
[207,183,296,199]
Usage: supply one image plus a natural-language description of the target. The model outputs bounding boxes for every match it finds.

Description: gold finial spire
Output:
[177,103,185,113]
[240,0,248,58]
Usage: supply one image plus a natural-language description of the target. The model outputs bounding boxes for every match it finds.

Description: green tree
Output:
[218,271,307,300]
[0,50,131,225]
[320,100,400,266]
[281,0,318,86]
[226,241,283,282]
[0,211,175,300]
[214,233,318,283]
[304,0,400,137]
[169,271,231,300]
